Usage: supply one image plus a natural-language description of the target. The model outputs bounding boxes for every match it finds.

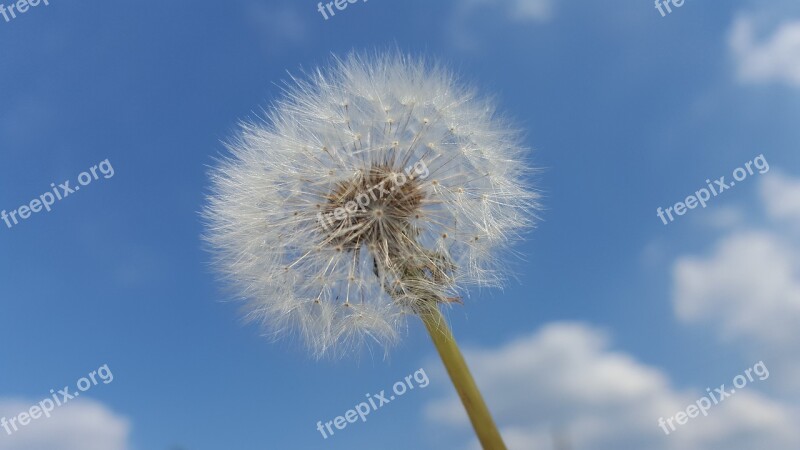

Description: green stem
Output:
[420,306,507,450]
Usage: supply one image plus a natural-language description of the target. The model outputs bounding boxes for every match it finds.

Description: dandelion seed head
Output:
[203,52,538,358]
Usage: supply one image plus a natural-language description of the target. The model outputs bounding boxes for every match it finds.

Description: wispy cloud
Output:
[501,0,553,22]
[729,15,800,87]
[673,172,800,396]
[447,0,553,51]
[244,2,307,55]
[762,172,800,224]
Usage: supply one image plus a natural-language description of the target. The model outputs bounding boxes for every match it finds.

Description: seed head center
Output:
[320,164,424,250]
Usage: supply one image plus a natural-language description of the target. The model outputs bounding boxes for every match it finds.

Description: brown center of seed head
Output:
[320,164,424,251]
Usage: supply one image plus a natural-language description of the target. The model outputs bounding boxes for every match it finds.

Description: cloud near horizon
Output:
[424,322,799,450]
[0,399,130,450]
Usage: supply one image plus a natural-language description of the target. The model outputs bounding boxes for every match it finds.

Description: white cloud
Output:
[504,0,553,22]
[729,15,800,87]
[448,0,553,50]
[762,172,800,225]
[425,323,799,450]
[0,399,130,450]
[674,231,800,344]
[672,173,800,395]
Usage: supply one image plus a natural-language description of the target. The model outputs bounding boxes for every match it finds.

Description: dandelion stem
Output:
[420,306,507,450]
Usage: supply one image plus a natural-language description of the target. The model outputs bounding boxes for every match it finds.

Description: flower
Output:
[204,52,537,358]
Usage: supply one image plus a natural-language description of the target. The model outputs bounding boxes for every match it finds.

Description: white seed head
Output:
[203,52,538,358]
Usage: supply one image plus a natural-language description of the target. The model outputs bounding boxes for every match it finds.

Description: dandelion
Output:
[204,52,538,449]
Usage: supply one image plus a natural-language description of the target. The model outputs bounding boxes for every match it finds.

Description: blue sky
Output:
[1,0,800,449]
